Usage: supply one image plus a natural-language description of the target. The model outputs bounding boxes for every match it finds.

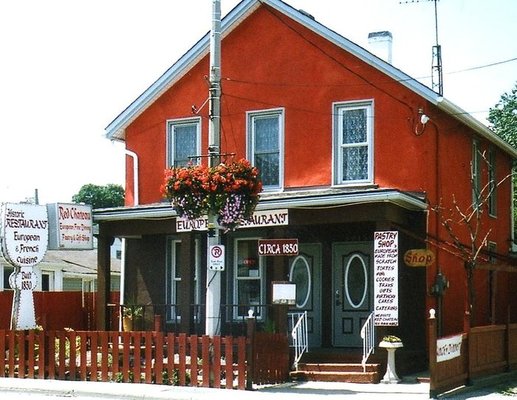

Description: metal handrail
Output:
[360,311,375,372]
[288,311,308,370]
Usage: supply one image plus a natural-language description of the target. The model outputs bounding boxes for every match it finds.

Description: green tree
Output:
[488,81,517,147]
[488,82,517,232]
[72,184,124,209]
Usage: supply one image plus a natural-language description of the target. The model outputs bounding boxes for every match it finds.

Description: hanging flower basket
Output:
[162,159,262,231]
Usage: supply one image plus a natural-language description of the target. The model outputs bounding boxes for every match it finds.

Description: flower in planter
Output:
[382,335,402,343]
[162,159,262,231]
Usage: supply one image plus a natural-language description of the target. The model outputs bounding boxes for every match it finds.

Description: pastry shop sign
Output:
[1,203,48,268]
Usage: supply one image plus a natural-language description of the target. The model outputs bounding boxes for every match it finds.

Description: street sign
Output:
[209,244,225,271]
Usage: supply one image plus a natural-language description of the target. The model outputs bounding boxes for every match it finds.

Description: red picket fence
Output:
[251,332,290,384]
[0,330,248,389]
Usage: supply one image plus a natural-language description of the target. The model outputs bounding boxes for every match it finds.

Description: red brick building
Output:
[95,0,517,371]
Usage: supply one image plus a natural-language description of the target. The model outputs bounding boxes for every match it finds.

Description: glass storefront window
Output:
[234,238,263,319]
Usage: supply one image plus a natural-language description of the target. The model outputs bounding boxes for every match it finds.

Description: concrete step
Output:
[297,362,379,373]
[291,362,381,384]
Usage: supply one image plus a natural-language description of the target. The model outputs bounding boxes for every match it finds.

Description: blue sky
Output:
[1,0,515,204]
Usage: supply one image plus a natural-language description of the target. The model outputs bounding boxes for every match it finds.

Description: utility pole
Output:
[431,0,443,95]
[400,0,443,95]
[205,0,222,337]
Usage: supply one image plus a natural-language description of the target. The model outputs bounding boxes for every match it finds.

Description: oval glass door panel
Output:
[289,255,311,308]
[344,254,367,309]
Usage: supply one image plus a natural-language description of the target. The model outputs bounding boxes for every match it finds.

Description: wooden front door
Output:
[332,242,373,347]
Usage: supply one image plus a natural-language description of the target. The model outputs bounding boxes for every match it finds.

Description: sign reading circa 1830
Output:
[373,231,399,326]
[258,239,298,256]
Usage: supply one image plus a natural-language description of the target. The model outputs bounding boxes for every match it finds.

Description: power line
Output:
[447,57,517,75]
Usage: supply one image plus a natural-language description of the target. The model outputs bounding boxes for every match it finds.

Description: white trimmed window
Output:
[233,238,264,320]
[247,109,284,190]
[334,101,373,184]
[488,146,497,216]
[167,117,201,167]
[472,139,482,209]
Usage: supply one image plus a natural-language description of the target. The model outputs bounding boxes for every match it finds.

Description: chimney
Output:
[368,31,393,64]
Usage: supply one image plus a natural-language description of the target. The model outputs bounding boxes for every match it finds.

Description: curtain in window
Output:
[174,124,197,166]
[254,116,279,187]
[341,108,368,181]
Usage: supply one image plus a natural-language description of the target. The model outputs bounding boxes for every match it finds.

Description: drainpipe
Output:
[119,238,126,330]
[124,149,139,206]
[120,150,138,329]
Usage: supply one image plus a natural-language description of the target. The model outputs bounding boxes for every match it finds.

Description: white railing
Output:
[360,311,375,372]
[288,311,308,370]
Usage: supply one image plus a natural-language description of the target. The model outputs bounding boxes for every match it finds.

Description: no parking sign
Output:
[209,244,225,271]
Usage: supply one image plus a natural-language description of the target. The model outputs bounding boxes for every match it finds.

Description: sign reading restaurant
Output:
[1,202,49,330]
[1,203,49,268]
[176,209,289,232]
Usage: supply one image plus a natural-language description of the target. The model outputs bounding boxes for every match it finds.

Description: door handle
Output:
[335,289,341,306]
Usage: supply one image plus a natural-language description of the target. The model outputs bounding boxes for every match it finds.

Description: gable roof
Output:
[105,0,517,158]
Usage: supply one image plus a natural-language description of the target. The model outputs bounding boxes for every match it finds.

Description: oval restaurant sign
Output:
[404,249,435,267]
[1,203,49,267]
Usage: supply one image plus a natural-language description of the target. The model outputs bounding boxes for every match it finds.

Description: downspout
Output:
[125,149,139,206]
[120,149,139,329]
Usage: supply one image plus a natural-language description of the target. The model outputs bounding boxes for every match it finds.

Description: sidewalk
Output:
[1,372,516,400]
[0,375,430,400]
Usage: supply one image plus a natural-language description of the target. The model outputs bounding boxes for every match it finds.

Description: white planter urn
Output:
[379,340,403,383]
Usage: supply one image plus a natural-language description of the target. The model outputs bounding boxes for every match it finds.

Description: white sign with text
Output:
[437,334,463,362]
[1,202,48,330]
[374,231,399,326]
[47,203,93,250]
[1,203,49,267]
[176,209,289,232]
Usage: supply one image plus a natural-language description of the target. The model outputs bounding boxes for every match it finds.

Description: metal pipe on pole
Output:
[205,0,222,337]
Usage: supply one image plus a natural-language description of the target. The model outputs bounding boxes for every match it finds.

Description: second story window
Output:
[472,139,482,210]
[488,146,497,216]
[334,101,373,185]
[248,109,284,190]
[167,117,201,167]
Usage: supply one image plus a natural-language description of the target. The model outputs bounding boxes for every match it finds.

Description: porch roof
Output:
[93,188,426,222]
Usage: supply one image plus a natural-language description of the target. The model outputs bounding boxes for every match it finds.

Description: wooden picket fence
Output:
[0,330,248,390]
[429,316,517,397]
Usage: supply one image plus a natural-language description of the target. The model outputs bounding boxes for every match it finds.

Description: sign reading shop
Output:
[1,203,49,268]
[176,209,289,232]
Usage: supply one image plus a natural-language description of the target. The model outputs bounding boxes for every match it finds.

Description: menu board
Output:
[374,231,398,326]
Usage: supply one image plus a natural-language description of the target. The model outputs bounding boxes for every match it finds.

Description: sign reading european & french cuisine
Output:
[1,203,49,330]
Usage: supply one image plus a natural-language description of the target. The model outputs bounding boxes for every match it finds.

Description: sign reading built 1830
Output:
[1,202,49,330]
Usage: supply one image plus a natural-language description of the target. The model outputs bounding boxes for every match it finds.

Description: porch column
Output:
[179,233,195,333]
[96,234,113,330]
